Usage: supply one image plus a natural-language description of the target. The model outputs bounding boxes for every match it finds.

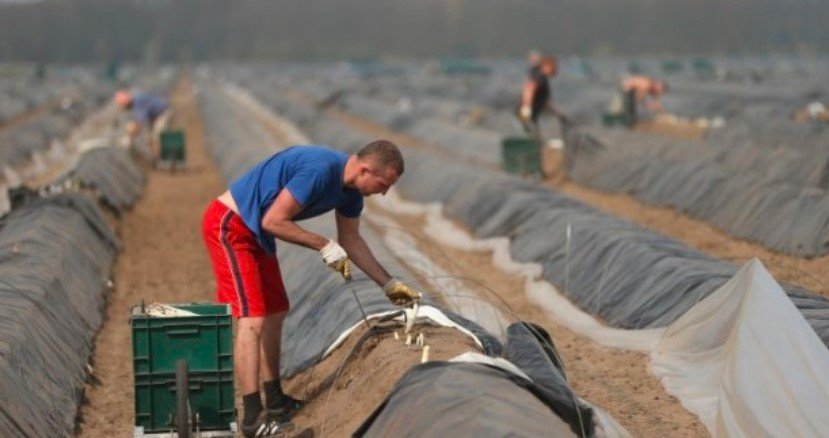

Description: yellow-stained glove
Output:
[519,105,533,122]
[126,120,140,137]
[382,279,422,307]
[320,240,352,280]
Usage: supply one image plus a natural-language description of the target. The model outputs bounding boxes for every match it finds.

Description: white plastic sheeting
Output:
[322,305,486,358]
[651,259,829,437]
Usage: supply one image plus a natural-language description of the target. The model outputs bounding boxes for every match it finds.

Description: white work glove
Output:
[519,105,533,122]
[382,279,422,307]
[320,240,351,280]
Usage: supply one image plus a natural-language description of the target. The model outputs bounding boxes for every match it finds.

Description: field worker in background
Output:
[619,75,667,126]
[526,48,542,76]
[518,56,569,139]
[201,140,422,437]
[114,89,170,160]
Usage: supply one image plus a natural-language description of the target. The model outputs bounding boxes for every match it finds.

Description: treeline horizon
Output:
[1,0,827,63]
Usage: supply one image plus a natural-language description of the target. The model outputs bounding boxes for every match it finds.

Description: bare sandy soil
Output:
[284,324,481,437]
[77,77,225,437]
[632,117,707,140]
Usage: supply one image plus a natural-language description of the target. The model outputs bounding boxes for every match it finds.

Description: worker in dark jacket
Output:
[518,56,568,137]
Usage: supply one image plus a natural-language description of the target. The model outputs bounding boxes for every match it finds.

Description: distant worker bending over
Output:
[518,56,568,139]
[114,89,170,159]
[526,49,542,76]
[619,75,667,126]
[201,141,422,437]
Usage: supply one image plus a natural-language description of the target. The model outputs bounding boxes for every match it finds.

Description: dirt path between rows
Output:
[77,76,225,437]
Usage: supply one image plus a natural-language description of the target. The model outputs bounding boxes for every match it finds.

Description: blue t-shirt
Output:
[229,145,364,254]
[132,92,169,126]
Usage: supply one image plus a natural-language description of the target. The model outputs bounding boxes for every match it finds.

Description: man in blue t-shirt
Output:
[114,89,171,159]
[201,140,421,437]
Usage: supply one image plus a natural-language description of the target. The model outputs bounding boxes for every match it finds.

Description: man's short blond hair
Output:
[357,140,404,175]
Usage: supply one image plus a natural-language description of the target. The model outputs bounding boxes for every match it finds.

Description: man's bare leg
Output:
[236,316,267,428]
[260,312,296,414]
[236,316,265,394]
[260,312,285,382]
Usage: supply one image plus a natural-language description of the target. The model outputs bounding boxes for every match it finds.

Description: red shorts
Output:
[201,199,289,317]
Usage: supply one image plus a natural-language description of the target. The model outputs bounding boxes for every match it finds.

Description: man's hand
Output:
[126,121,140,137]
[382,279,422,307]
[320,240,351,280]
[519,105,533,122]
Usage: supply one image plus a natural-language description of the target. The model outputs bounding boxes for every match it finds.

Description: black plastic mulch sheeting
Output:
[0,193,119,438]
[197,86,275,179]
[354,362,580,438]
[54,146,144,213]
[355,322,595,437]
[235,70,829,257]
[503,322,594,437]
[0,88,112,170]
[401,147,829,343]
[564,122,829,257]
[275,99,829,347]
[338,94,505,168]
[326,79,829,257]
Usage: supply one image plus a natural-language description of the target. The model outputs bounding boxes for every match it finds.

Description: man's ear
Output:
[358,161,374,175]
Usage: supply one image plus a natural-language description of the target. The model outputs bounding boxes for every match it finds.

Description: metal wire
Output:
[344,278,372,330]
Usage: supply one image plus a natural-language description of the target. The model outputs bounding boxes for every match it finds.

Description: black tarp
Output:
[355,362,579,438]
[565,123,829,257]
[53,146,144,213]
[0,193,119,438]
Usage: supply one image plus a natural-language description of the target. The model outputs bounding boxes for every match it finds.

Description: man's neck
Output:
[343,155,358,188]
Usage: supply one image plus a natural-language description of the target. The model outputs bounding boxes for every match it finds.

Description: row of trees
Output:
[1,0,827,62]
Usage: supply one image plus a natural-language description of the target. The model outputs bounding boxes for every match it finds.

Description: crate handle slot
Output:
[164,327,201,336]
[168,382,203,391]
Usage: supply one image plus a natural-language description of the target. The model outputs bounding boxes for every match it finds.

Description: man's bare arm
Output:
[521,79,537,108]
[261,188,328,251]
[336,213,393,286]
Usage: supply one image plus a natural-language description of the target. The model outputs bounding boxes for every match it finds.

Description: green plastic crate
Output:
[131,303,234,433]
[159,130,186,163]
[602,112,633,127]
[501,136,541,176]
[134,370,235,433]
